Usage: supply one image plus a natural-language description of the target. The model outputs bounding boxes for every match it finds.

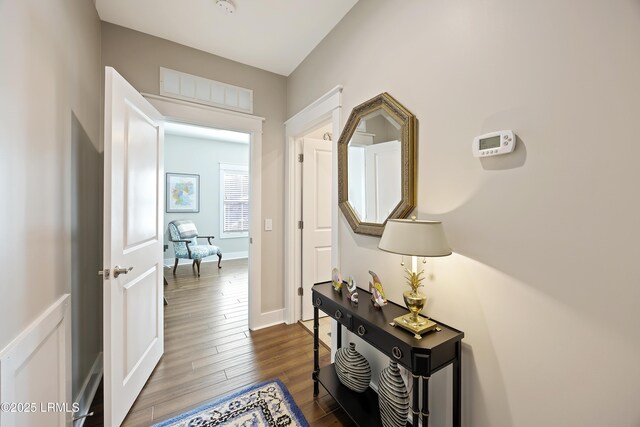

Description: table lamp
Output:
[378,217,452,339]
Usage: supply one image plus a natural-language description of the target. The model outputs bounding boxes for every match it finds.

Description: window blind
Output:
[222,170,249,233]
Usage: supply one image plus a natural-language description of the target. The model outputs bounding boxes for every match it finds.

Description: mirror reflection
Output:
[338,92,416,236]
[347,110,402,223]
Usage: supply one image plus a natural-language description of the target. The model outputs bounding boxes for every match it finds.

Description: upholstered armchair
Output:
[168,220,222,276]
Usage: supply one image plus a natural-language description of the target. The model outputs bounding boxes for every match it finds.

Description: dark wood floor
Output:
[85,258,351,426]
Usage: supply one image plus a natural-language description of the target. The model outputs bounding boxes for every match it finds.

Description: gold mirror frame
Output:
[338,92,417,236]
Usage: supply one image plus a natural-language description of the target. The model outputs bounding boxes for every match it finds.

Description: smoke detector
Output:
[216,0,235,14]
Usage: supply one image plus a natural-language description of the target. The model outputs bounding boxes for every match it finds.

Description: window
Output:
[220,164,249,238]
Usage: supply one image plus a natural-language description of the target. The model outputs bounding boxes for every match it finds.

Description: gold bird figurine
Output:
[369,270,387,308]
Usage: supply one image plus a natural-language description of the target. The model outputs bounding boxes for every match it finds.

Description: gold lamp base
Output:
[389,289,437,339]
[391,313,437,340]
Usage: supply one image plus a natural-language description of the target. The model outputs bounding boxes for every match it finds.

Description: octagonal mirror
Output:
[338,93,417,236]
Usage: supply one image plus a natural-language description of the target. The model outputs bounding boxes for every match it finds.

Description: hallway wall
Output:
[287,0,640,425]
[0,0,102,415]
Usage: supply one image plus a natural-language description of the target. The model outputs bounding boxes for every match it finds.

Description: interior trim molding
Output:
[250,309,285,331]
[145,94,263,331]
[0,294,71,427]
[284,85,343,126]
[163,251,248,267]
[142,93,265,122]
[284,86,343,326]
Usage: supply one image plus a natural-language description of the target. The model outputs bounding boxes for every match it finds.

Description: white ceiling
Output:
[96,0,358,76]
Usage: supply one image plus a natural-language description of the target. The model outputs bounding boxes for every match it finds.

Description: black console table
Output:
[312,281,464,427]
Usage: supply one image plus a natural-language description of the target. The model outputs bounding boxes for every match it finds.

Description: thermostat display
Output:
[473,130,516,157]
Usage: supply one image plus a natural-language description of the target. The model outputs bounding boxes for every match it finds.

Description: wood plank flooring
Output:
[88,258,351,426]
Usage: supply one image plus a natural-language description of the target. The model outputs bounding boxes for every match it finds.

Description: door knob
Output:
[113,266,133,278]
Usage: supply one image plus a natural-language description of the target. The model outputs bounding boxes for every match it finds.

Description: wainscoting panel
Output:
[0,294,72,427]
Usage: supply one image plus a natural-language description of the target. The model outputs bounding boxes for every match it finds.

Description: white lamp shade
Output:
[378,219,452,257]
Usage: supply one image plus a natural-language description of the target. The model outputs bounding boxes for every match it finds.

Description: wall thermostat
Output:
[472,130,516,157]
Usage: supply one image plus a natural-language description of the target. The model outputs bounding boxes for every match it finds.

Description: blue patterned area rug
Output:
[152,379,310,427]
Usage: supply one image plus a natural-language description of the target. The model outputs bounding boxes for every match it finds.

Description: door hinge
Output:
[298,220,304,229]
[298,287,304,296]
[298,154,304,163]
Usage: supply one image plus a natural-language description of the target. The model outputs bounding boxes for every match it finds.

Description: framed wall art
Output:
[166,173,200,213]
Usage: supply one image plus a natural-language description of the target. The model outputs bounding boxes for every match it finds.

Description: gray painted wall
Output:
[164,134,249,260]
[0,0,102,402]
[288,1,640,426]
[102,22,287,312]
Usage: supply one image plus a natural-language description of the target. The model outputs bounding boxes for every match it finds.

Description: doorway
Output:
[296,124,334,348]
[163,121,251,274]
[143,94,264,330]
[297,124,333,322]
[284,86,342,355]
[99,70,265,426]
[118,113,256,425]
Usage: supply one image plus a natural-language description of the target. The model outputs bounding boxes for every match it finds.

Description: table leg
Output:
[412,374,419,427]
[422,375,430,427]
[453,341,462,427]
[313,305,319,396]
[336,322,342,349]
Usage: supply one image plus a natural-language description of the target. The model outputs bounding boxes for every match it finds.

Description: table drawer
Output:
[351,317,413,369]
[313,292,353,331]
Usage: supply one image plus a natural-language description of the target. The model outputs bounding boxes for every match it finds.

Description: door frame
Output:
[143,93,265,330]
[284,85,342,324]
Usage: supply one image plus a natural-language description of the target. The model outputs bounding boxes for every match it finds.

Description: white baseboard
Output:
[221,251,248,260]
[73,353,103,427]
[250,309,285,331]
[0,294,71,427]
[163,251,247,268]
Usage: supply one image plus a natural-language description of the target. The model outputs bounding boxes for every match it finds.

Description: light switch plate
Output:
[264,218,273,231]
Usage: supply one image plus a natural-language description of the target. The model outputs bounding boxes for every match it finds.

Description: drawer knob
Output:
[357,325,366,336]
[314,297,322,307]
[392,346,403,360]
[335,310,343,319]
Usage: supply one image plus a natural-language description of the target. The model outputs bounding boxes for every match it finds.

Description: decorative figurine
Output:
[369,270,387,308]
[331,268,343,292]
[346,277,358,303]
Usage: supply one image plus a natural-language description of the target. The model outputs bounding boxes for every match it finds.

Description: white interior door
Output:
[103,67,164,427]
[301,138,332,320]
[364,140,401,222]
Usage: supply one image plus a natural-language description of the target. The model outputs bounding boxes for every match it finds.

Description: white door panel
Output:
[124,102,160,247]
[103,67,164,427]
[123,267,159,378]
[364,140,401,222]
[313,247,332,283]
[302,138,332,321]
